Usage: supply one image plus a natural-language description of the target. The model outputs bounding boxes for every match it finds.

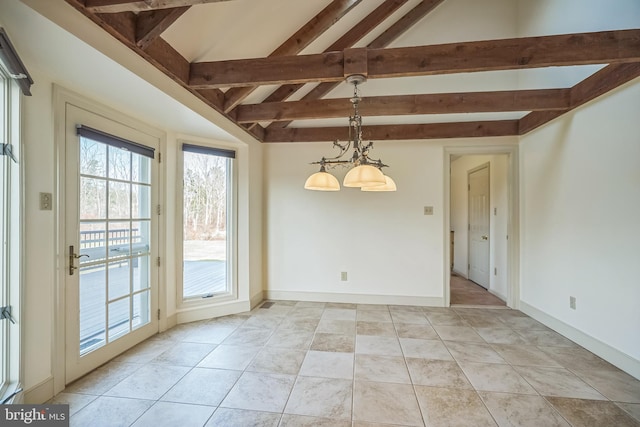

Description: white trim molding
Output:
[521,301,640,380]
[264,290,444,307]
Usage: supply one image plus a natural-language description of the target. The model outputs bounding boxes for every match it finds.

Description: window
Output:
[181,144,235,301]
[0,27,27,402]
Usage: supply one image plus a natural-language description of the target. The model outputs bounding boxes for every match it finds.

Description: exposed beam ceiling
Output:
[189,30,640,88]
[64,0,640,142]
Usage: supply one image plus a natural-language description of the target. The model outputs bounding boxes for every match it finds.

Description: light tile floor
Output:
[52,301,640,426]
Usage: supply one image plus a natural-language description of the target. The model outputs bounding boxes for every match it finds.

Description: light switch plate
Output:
[423,206,434,215]
[40,192,53,210]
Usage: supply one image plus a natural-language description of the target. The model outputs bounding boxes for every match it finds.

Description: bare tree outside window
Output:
[183,150,230,298]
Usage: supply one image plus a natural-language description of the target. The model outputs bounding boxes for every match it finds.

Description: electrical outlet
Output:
[340,272,348,281]
[39,192,52,210]
[569,296,576,310]
[423,206,434,215]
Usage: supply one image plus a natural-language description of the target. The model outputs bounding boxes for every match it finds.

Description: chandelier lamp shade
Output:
[304,75,396,192]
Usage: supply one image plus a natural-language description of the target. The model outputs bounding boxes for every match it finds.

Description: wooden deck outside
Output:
[79,259,226,352]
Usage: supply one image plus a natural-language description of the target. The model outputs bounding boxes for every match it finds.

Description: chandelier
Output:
[304,74,396,192]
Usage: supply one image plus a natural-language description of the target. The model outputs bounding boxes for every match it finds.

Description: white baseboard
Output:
[489,288,507,302]
[176,299,250,324]
[264,290,444,307]
[451,269,467,278]
[24,377,54,404]
[520,301,640,380]
[250,291,264,309]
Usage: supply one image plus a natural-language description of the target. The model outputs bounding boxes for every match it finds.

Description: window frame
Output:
[177,140,237,307]
[0,62,23,404]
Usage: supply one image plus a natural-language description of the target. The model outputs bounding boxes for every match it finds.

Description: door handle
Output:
[69,245,89,275]
[481,235,488,240]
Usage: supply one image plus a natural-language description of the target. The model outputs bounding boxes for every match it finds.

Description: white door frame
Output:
[52,86,167,395]
[443,145,520,308]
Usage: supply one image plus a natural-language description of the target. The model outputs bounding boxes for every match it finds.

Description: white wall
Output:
[264,139,517,305]
[520,79,640,375]
[450,155,508,299]
[1,1,264,401]
[517,0,640,378]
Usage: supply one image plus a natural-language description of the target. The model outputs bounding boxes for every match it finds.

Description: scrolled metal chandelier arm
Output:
[304,74,396,192]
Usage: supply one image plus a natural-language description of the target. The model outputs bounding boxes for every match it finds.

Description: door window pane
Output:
[78,135,153,356]
[182,148,232,299]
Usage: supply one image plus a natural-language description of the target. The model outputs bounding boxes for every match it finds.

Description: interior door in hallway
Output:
[64,104,160,384]
[468,164,490,288]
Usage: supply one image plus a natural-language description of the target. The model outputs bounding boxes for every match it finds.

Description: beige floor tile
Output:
[197,344,260,370]
[161,367,241,406]
[356,310,392,322]
[356,304,389,311]
[242,315,283,330]
[474,327,531,345]
[390,311,429,324]
[463,315,507,328]
[355,335,402,356]
[353,381,424,426]
[514,366,606,400]
[547,397,640,427]
[434,325,485,342]
[65,362,142,395]
[425,312,466,326]
[444,341,506,364]
[247,347,306,375]
[503,316,550,331]
[357,321,397,337]
[131,401,215,427]
[491,344,562,367]
[570,368,640,403]
[458,362,537,394]
[617,403,640,423]
[399,338,453,360]
[103,364,190,400]
[325,302,358,310]
[220,372,295,412]
[47,392,97,416]
[151,342,216,366]
[405,358,472,389]
[179,324,237,344]
[222,327,273,346]
[321,308,356,321]
[112,339,172,364]
[538,345,619,370]
[278,317,319,332]
[71,396,153,427]
[205,408,280,427]
[394,323,438,340]
[289,307,325,319]
[280,414,351,426]
[310,333,355,353]
[266,328,314,349]
[514,330,576,347]
[355,354,411,384]
[316,318,356,335]
[299,351,354,379]
[285,376,352,419]
[414,386,496,427]
[479,392,570,426]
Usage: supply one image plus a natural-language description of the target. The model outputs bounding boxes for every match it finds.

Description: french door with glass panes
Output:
[65,105,159,383]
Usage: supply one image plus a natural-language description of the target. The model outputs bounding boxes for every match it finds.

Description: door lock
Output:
[481,235,488,240]
[69,245,89,275]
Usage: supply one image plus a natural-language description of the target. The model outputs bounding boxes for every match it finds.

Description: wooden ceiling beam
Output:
[519,62,640,134]
[135,6,190,50]
[85,0,238,14]
[189,29,640,89]
[222,0,362,112]
[264,120,519,142]
[237,89,570,123]
[269,0,445,129]
[259,0,412,106]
